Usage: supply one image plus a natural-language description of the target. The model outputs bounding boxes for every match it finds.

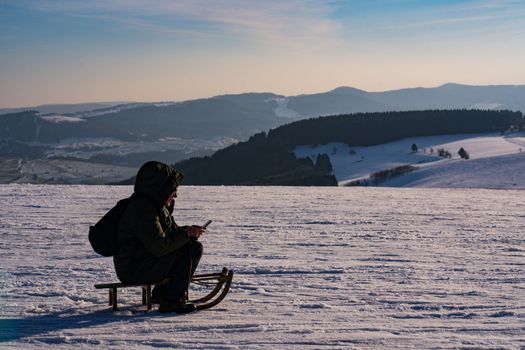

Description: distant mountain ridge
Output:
[1,83,525,184]
[3,83,524,142]
[0,102,131,115]
[2,82,525,118]
[286,83,525,117]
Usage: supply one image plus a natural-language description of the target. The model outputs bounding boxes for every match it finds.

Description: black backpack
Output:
[88,196,135,257]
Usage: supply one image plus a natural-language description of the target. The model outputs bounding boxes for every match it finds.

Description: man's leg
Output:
[159,240,203,303]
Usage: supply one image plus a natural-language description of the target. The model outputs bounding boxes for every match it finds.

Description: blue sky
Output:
[1,0,524,107]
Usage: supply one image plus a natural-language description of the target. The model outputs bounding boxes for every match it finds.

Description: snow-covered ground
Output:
[16,159,137,184]
[271,98,300,118]
[381,152,525,189]
[39,115,86,124]
[0,136,240,184]
[1,185,524,349]
[294,132,525,188]
[45,136,239,160]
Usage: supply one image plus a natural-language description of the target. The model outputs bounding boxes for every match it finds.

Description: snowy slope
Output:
[382,152,525,189]
[294,132,525,188]
[0,185,524,349]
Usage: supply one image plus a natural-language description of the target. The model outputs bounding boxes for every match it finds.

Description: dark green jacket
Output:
[113,161,189,284]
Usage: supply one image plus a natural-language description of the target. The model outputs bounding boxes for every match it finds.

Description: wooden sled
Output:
[95,267,233,312]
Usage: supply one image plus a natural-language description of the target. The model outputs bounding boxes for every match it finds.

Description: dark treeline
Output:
[267,109,524,147]
[175,109,523,186]
[175,132,337,185]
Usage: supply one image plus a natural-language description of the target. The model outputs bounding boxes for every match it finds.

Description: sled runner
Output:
[95,267,233,312]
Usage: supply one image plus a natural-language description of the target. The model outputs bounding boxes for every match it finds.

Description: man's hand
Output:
[186,225,204,240]
[166,199,175,214]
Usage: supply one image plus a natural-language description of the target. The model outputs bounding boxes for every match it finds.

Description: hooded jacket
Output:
[113,161,189,284]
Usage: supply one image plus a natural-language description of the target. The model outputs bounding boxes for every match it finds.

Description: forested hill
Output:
[266,110,523,147]
[175,110,523,186]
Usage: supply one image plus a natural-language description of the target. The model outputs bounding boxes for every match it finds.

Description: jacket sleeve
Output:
[127,199,190,257]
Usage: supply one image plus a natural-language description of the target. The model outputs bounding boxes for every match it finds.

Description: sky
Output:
[1,0,524,108]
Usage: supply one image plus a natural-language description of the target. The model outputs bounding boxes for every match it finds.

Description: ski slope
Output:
[1,185,524,349]
[294,132,525,188]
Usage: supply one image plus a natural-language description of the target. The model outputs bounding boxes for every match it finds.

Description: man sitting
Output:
[113,161,204,313]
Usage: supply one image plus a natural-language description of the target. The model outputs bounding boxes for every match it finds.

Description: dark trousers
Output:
[153,240,203,303]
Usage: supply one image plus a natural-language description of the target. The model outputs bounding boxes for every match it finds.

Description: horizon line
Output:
[1,81,525,110]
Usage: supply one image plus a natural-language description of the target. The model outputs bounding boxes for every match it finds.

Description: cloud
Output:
[390,14,500,29]
[5,0,344,48]
[457,0,525,10]
[380,0,525,35]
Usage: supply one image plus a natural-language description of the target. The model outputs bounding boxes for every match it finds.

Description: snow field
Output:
[0,185,524,349]
[294,132,525,187]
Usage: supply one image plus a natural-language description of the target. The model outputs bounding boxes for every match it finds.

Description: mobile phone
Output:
[202,220,212,229]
